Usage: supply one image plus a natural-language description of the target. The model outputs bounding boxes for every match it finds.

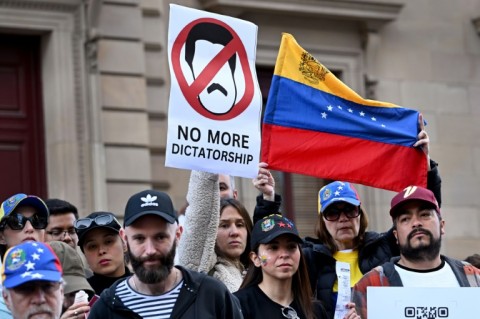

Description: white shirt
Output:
[395,261,460,287]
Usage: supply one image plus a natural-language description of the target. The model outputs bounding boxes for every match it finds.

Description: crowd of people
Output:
[0,129,479,319]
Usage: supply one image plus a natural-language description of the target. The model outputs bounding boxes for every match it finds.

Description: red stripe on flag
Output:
[261,124,427,192]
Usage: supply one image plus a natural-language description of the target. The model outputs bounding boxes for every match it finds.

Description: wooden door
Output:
[0,34,47,200]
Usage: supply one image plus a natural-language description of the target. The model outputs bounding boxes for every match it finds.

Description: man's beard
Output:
[127,241,176,284]
[399,227,442,262]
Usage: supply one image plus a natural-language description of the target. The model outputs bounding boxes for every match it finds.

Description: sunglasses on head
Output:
[74,214,119,230]
[1,213,48,230]
[323,204,360,221]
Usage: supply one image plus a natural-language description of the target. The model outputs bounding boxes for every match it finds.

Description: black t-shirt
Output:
[234,285,326,319]
[87,267,131,295]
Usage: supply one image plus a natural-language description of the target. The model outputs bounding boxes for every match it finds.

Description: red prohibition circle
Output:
[171,17,255,121]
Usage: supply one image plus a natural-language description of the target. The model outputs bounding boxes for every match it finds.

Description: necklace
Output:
[131,269,179,293]
[281,306,300,319]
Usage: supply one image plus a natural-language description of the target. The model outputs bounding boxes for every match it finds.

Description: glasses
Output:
[1,213,48,230]
[12,281,62,296]
[323,205,360,221]
[46,228,77,238]
[74,214,119,230]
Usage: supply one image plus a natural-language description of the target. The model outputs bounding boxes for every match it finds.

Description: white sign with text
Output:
[368,287,480,319]
[166,4,262,178]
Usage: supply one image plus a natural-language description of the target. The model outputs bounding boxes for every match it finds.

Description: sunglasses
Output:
[323,204,360,221]
[46,228,77,238]
[1,213,48,230]
[74,214,119,230]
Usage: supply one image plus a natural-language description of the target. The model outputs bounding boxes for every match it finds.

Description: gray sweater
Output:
[177,171,244,292]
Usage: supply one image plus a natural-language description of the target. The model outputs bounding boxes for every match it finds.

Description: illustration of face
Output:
[185,22,238,115]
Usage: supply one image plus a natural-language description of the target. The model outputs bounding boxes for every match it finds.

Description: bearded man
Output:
[352,186,480,319]
[88,190,242,319]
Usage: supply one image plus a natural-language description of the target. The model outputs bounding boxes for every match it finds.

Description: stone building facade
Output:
[0,0,478,258]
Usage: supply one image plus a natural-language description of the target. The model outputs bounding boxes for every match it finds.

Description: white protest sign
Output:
[368,287,480,319]
[166,4,262,178]
[334,261,351,319]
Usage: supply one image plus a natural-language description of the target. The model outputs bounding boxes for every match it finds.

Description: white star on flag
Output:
[321,112,327,119]
[32,253,40,260]
[334,191,340,196]
[360,111,365,116]
[21,271,32,278]
[37,248,44,253]
[327,105,333,111]
[371,117,377,121]
[337,105,342,110]
[25,261,35,271]
[348,108,353,113]
[30,273,44,279]
[32,243,38,247]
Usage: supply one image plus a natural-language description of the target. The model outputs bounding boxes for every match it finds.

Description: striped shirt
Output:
[116,278,182,319]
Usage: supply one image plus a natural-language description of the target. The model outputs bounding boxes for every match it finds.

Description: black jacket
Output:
[87,266,131,296]
[88,265,243,319]
[302,231,394,318]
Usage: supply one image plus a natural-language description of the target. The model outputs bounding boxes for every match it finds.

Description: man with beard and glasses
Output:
[352,186,480,319]
[88,189,243,319]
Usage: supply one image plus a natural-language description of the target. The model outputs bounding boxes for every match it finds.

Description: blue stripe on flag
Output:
[264,76,419,147]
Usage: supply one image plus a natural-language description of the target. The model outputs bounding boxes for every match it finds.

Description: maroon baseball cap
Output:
[390,186,440,218]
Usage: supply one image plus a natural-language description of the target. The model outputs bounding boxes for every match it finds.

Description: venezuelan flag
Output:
[261,33,427,192]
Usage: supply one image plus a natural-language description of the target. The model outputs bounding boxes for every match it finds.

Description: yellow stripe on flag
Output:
[275,33,398,108]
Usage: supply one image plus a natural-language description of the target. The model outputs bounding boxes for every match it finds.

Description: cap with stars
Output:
[1,242,63,289]
[250,214,303,250]
[318,181,361,214]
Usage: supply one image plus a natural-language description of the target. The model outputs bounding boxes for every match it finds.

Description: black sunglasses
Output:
[74,214,119,230]
[1,213,48,230]
[323,204,360,221]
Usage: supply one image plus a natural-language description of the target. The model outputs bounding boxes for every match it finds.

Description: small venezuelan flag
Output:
[261,33,427,192]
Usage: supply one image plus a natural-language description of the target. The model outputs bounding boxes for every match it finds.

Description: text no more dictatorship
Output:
[171,125,254,165]
[171,143,254,164]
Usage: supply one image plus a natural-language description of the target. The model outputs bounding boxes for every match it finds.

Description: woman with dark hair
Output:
[235,214,356,319]
[215,198,253,271]
[74,211,131,295]
[302,181,387,318]
[177,171,254,292]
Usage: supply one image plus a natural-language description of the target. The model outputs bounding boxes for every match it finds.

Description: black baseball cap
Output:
[75,211,121,249]
[251,214,303,250]
[124,190,176,227]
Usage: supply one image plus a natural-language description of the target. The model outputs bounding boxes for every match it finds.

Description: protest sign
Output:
[368,287,480,319]
[166,4,262,178]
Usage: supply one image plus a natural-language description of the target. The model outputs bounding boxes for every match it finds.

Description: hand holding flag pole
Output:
[413,113,431,170]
